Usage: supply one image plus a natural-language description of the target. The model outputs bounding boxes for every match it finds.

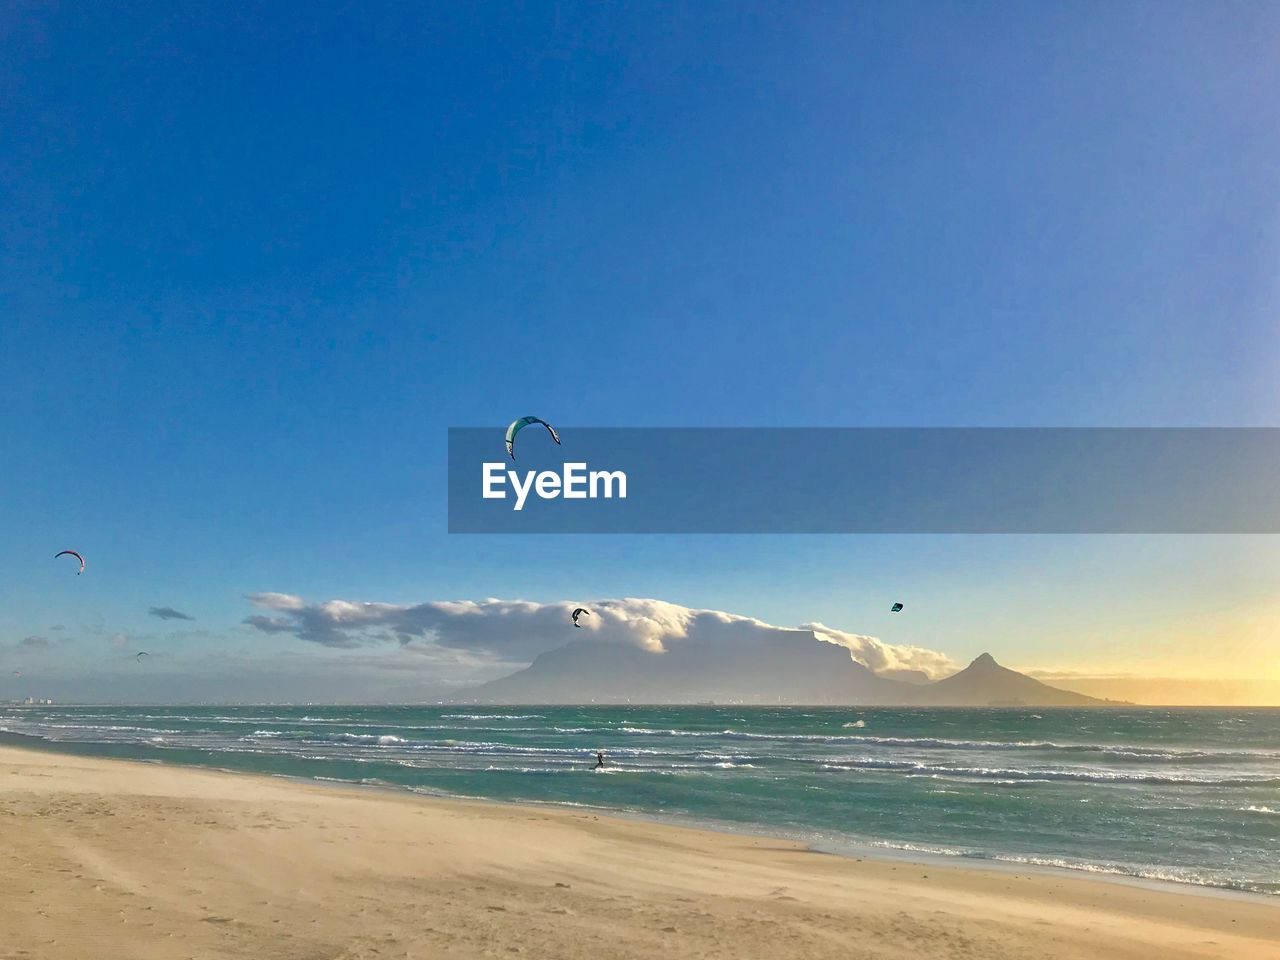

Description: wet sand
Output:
[1,744,1275,959]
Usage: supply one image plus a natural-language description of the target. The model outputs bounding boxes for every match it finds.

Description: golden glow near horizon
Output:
[1030,675,1280,707]
[1017,601,1280,705]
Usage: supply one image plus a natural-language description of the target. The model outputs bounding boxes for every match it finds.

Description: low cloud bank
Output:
[148,606,195,621]
[243,594,956,679]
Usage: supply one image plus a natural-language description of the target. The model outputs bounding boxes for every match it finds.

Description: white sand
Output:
[1,744,1275,959]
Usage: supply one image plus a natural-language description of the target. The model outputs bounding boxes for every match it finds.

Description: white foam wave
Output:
[821,759,1279,786]
[604,726,1280,763]
[860,840,1273,893]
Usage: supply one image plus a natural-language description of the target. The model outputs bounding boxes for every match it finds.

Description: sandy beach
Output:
[0,744,1274,960]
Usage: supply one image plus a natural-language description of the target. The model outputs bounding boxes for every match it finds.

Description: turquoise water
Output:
[3,704,1277,894]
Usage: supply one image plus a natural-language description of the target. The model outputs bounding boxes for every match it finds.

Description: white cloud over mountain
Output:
[243,594,957,679]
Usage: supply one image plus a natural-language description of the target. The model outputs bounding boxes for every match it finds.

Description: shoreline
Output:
[2,743,1277,960]
[2,730,1275,906]
[499,793,1280,906]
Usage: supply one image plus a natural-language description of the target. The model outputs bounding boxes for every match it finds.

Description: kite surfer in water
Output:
[592,751,605,770]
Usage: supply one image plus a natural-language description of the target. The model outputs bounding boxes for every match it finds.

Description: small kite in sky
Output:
[505,417,560,460]
[571,607,590,627]
[55,550,86,575]
[890,602,903,613]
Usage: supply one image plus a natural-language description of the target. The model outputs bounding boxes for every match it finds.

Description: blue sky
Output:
[2,3,1278,700]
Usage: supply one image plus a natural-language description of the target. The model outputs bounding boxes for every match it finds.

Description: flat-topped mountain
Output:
[457,640,1109,707]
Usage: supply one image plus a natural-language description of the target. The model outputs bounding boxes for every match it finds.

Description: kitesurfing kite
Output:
[55,550,86,575]
[12,671,20,678]
[136,651,149,662]
[571,607,590,627]
[890,602,903,613]
[505,416,560,460]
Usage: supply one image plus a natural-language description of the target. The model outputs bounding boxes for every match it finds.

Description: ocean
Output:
[3,704,1277,896]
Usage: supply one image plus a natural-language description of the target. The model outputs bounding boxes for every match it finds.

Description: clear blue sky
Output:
[2,3,1278,700]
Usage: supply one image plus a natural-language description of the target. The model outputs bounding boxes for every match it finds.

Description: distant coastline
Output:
[459,648,1123,706]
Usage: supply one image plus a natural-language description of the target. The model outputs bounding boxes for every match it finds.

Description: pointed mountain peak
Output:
[908,651,1108,706]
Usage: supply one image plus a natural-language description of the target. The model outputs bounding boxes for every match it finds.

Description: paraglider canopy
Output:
[571,607,590,627]
[55,550,85,575]
[890,602,903,613]
[505,417,560,460]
